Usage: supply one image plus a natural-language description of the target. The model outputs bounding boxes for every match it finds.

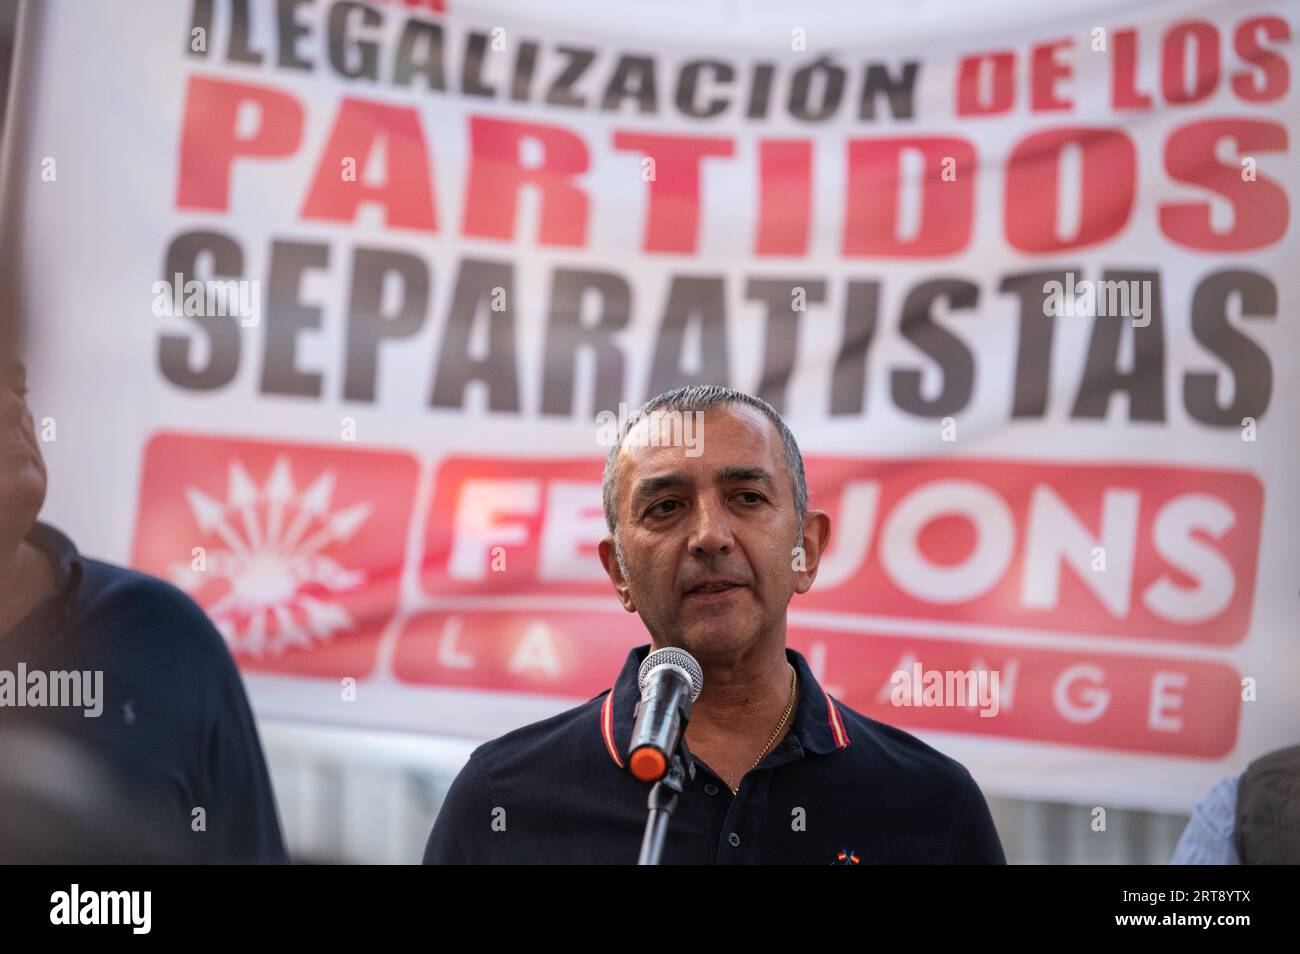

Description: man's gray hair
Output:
[602,386,809,572]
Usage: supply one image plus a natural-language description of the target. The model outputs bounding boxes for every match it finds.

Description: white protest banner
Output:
[4,0,1296,811]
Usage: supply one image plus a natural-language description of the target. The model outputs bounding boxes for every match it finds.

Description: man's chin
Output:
[676,626,756,661]
[0,478,45,534]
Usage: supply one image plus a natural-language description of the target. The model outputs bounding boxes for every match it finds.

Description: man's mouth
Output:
[685,580,747,598]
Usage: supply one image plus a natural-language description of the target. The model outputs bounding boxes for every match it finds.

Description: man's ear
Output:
[597,535,637,612]
[792,509,831,595]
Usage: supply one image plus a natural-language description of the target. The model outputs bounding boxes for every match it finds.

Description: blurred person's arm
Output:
[194,620,289,864]
[137,577,289,864]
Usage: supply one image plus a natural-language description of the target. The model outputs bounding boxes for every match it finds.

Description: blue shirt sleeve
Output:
[1170,775,1241,865]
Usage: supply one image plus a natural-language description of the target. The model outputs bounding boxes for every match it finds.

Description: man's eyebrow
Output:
[717,466,776,489]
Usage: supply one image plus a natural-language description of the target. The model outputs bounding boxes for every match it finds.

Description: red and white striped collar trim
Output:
[600,690,625,769]
[824,688,851,749]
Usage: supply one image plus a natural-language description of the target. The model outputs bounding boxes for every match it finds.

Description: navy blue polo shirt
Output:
[423,642,1006,864]
[0,520,288,863]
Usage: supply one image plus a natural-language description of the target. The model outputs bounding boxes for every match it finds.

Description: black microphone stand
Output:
[637,734,694,865]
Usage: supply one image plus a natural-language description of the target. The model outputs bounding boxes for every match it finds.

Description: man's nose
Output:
[686,494,735,557]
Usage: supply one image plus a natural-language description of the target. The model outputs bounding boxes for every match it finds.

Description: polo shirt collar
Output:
[598,642,851,770]
[24,519,85,622]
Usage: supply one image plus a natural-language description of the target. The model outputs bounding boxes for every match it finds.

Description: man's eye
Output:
[12,384,28,400]
[648,500,679,516]
[737,492,763,504]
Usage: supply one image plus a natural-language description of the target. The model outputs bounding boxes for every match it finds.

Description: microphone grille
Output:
[638,647,704,701]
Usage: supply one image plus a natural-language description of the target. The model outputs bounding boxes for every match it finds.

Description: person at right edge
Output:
[1172,744,1300,864]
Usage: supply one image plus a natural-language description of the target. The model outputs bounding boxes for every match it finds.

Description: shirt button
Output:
[728,832,740,847]
[703,783,719,796]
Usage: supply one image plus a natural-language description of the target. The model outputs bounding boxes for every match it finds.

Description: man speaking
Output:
[423,385,1005,864]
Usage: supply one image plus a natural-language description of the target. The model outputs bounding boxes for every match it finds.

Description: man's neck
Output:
[677,640,797,788]
[0,532,57,639]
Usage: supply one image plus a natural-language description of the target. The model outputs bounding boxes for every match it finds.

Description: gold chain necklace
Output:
[730,662,798,796]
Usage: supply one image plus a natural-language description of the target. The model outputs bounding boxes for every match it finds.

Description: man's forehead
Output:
[616,403,783,484]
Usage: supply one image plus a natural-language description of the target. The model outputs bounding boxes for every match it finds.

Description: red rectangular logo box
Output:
[131,432,419,677]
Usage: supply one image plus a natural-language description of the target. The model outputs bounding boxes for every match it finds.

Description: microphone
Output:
[628,647,703,782]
